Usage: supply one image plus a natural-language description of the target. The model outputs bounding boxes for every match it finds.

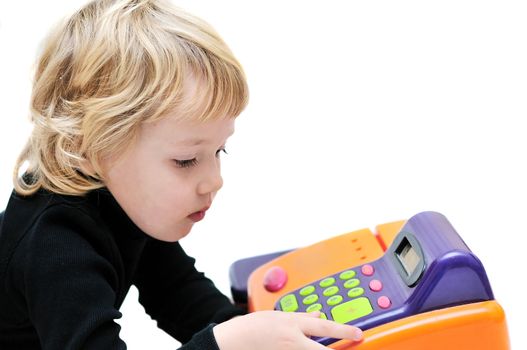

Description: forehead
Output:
[142,115,236,146]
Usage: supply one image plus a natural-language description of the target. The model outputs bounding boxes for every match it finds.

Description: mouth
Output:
[188,206,210,223]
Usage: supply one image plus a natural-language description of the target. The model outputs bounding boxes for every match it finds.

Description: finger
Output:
[299,336,330,350]
[299,317,363,342]
[303,310,321,318]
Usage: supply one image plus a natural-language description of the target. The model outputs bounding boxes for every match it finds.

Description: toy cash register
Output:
[229,211,510,349]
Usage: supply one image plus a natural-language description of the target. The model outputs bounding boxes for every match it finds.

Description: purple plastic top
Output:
[274,211,494,345]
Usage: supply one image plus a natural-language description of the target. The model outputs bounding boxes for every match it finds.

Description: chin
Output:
[156,226,193,242]
[140,217,193,242]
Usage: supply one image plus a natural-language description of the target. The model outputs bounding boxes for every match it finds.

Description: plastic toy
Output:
[229,212,510,349]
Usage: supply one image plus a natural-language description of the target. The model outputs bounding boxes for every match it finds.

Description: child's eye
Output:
[174,158,198,168]
[174,149,226,168]
[216,148,228,158]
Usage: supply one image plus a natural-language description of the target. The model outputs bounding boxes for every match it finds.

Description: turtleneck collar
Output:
[89,188,152,241]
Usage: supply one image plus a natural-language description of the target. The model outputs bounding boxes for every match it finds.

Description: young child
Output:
[0,0,363,349]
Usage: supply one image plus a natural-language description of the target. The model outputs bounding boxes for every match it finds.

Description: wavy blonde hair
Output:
[14,0,248,196]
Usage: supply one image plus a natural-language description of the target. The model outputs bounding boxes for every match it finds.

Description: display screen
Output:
[395,238,421,276]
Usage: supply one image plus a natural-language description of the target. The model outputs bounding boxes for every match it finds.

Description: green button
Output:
[331,297,373,324]
[320,312,327,320]
[344,278,361,289]
[280,294,299,312]
[347,287,365,298]
[339,270,356,280]
[303,294,319,305]
[319,277,336,288]
[299,285,315,296]
[306,303,323,313]
[327,295,343,306]
[323,286,340,297]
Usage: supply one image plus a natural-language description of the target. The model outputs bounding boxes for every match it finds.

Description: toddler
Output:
[0,1,363,349]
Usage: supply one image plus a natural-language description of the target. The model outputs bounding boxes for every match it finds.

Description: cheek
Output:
[120,183,194,240]
[103,152,198,237]
[156,186,189,212]
[147,175,196,219]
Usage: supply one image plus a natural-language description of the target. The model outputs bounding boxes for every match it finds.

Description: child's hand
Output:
[213,310,363,349]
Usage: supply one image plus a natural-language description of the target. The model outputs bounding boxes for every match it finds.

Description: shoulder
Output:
[3,189,101,228]
[4,190,105,242]
[1,190,118,278]
[26,200,112,259]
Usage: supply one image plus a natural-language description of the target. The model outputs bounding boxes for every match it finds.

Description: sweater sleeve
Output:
[178,324,220,350]
[12,205,127,350]
[133,240,246,344]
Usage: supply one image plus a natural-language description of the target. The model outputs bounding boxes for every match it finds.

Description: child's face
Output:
[102,113,235,242]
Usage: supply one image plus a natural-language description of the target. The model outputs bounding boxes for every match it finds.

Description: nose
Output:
[197,161,223,196]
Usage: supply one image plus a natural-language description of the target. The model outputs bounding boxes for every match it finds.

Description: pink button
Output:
[263,266,288,292]
[377,296,392,309]
[369,279,383,292]
[361,264,375,276]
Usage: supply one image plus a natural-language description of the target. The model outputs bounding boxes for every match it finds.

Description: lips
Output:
[188,211,205,222]
[188,206,210,223]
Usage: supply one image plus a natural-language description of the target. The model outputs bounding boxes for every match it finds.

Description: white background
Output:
[1,1,525,349]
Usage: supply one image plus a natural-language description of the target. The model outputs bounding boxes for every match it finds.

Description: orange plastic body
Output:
[247,221,404,312]
[247,220,510,349]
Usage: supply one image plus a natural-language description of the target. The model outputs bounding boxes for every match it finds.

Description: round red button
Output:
[361,264,375,276]
[369,279,383,292]
[263,266,288,292]
[377,296,392,309]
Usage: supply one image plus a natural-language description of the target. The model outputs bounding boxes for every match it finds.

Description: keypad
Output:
[319,277,336,288]
[344,278,360,289]
[300,285,315,296]
[332,297,373,324]
[277,267,392,325]
[279,294,299,312]
[303,294,319,305]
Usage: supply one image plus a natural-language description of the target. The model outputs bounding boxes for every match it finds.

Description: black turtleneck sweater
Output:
[0,188,244,349]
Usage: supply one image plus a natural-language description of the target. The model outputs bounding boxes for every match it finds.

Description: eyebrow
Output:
[176,129,235,147]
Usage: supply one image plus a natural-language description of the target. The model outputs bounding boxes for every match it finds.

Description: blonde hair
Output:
[14,0,248,196]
